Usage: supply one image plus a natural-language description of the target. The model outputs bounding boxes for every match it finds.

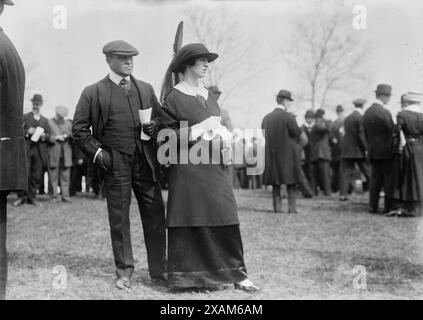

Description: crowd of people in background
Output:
[12,94,104,207]
[262,84,423,218]
[14,82,423,220]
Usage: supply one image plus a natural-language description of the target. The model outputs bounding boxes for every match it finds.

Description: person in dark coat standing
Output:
[262,90,303,213]
[363,84,395,213]
[48,106,73,203]
[389,92,423,217]
[13,94,51,206]
[301,110,315,186]
[331,104,345,193]
[0,0,27,300]
[159,43,259,292]
[72,40,166,290]
[309,108,333,196]
[339,99,370,201]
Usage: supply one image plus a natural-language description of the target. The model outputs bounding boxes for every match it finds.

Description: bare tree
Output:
[184,5,264,106]
[284,1,371,110]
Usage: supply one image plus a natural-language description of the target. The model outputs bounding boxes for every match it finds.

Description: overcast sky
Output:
[1,0,422,128]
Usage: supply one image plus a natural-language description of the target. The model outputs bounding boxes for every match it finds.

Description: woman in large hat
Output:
[389,92,423,217]
[159,43,259,292]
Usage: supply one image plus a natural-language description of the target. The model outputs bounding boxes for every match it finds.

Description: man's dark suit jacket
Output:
[0,26,27,192]
[23,112,51,165]
[310,117,332,162]
[72,75,162,181]
[363,102,394,160]
[341,110,367,159]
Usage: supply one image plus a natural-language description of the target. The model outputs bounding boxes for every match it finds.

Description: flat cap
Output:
[277,89,294,101]
[315,108,325,118]
[3,0,14,6]
[353,99,366,106]
[102,40,139,56]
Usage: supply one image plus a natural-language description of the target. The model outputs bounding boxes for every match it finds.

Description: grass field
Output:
[4,189,423,300]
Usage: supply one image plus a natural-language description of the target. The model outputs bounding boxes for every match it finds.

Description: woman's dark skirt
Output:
[392,141,423,216]
[168,225,248,289]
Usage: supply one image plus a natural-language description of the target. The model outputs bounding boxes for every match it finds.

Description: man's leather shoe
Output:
[13,198,25,207]
[115,276,131,291]
[234,282,261,293]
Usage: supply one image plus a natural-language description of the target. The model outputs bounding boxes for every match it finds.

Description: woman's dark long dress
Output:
[159,87,248,288]
[393,109,423,215]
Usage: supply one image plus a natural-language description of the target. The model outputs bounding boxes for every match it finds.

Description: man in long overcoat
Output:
[339,99,370,201]
[72,40,166,290]
[363,84,395,213]
[0,0,27,300]
[309,108,333,196]
[262,90,302,213]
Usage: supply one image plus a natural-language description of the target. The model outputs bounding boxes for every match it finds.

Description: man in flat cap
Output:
[262,90,303,213]
[48,106,72,203]
[363,84,395,213]
[14,94,51,207]
[72,40,166,290]
[0,0,27,300]
[339,99,370,201]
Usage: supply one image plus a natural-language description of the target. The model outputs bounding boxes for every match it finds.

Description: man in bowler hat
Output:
[14,94,51,206]
[363,84,395,213]
[72,40,166,290]
[0,0,27,300]
[262,90,303,213]
[339,99,370,201]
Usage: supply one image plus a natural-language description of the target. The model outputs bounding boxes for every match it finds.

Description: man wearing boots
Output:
[262,90,303,213]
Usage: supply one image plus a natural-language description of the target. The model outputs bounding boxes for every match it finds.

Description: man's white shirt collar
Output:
[354,107,364,115]
[276,104,286,111]
[32,112,41,121]
[109,70,130,86]
[174,81,209,100]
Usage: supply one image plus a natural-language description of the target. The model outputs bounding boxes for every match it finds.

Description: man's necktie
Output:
[196,95,207,108]
[119,78,129,93]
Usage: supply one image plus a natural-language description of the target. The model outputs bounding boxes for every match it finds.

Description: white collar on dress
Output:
[405,104,423,113]
[109,70,130,86]
[174,81,209,100]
